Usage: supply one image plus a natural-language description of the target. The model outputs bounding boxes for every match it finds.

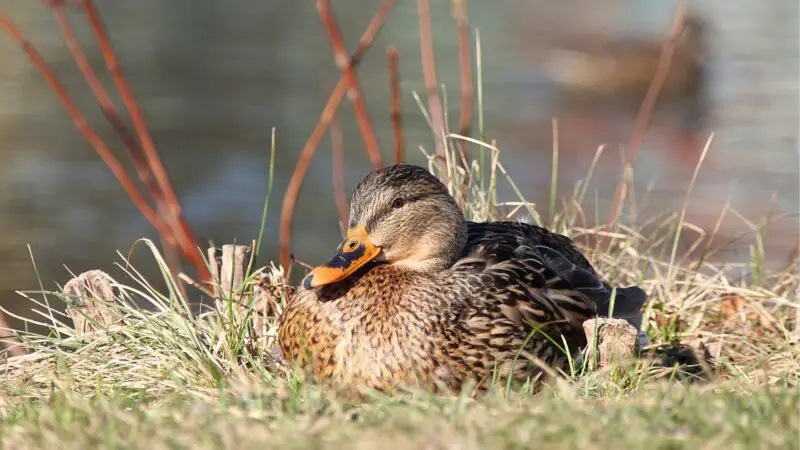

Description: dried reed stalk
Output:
[416,0,446,167]
[317,0,383,169]
[80,0,209,281]
[388,46,404,163]
[330,100,349,228]
[453,0,473,139]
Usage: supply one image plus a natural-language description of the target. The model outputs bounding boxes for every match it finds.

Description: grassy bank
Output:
[1,382,797,449]
[1,143,798,449]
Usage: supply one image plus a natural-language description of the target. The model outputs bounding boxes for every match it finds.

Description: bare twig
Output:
[0,10,195,348]
[416,0,447,167]
[80,0,174,212]
[0,12,173,244]
[330,98,349,228]
[388,46,404,164]
[51,7,176,243]
[40,1,208,282]
[322,76,348,227]
[279,0,396,271]
[348,0,397,66]
[453,0,473,139]
[80,0,209,282]
[605,1,689,230]
[317,0,383,170]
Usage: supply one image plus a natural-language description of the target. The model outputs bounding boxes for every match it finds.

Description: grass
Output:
[0,135,797,448]
[1,382,797,449]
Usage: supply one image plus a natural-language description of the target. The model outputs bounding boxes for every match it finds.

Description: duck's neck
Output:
[389,230,466,273]
[391,255,454,273]
[385,208,468,273]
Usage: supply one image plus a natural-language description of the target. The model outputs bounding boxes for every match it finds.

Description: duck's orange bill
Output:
[302,225,381,289]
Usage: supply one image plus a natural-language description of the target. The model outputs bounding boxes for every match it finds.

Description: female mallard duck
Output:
[278,164,646,393]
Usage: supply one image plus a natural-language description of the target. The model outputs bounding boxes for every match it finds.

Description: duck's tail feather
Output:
[595,284,649,348]
[533,244,648,333]
[595,285,647,328]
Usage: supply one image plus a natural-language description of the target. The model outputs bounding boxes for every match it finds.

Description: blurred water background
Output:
[0,0,797,328]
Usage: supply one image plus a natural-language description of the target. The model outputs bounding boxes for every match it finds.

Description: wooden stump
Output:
[62,270,123,336]
[207,245,255,310]
[582,317,638,370]
[207,245,280,350]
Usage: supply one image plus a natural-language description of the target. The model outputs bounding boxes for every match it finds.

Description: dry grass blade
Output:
[279,0,397,271]
[665,133,714,288]
[317,0,383,170]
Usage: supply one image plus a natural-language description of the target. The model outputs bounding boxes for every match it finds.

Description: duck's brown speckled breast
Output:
[278,264,460,392]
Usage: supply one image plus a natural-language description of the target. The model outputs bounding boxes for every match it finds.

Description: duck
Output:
[278,164,647,394]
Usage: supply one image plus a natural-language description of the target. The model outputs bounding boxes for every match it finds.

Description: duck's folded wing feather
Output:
[450,227,599,330]
[464,221,598,273]
[455,222,646,331]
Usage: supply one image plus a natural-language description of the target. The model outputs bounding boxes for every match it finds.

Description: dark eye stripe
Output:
[364,194,427,232]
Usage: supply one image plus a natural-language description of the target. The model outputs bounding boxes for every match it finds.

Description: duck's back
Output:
[464,221,597,273]
[462,221,646,320]
[438,221,647,386]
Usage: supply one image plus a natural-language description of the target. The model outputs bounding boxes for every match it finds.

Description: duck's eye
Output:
[391,197,405,209]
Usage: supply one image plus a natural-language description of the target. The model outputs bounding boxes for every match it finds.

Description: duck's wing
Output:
[454,221,647,331]
[451,222,599,331]
[464,221,598,273]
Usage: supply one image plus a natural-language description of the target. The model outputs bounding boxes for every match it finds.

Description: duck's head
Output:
[302,164,467,289]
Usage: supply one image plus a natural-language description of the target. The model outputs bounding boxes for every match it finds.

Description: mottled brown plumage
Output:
[278,164,647,394]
